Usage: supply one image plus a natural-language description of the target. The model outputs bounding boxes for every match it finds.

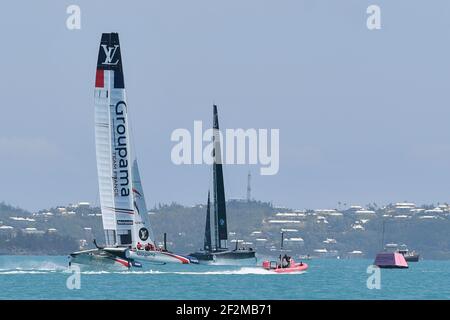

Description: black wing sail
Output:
[212,104,228,249]
[203,191,212,252]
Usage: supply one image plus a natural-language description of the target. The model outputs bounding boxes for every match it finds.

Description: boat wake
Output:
[0,263,306,275]
[0,270,52,274]
[108,267,305,275]
[0,260,68,274]
[109,267,272,275]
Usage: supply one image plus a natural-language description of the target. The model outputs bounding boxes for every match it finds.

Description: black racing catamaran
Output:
[69,33,193,268]
[189,105,256,265]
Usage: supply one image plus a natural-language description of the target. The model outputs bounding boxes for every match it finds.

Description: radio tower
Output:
[246,171,252,202]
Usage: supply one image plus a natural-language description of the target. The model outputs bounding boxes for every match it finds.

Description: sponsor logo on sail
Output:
[112,101,130,198]
[139,228,149,241]
[117,219,133,226]
[101,44,120,65]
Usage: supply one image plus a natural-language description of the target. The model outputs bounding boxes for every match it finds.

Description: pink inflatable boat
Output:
[262,259,309,273]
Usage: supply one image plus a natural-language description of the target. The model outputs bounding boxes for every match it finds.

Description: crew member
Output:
[282,254,290,268]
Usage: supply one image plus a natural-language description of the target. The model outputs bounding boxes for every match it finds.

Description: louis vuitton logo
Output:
[101,44,120,65]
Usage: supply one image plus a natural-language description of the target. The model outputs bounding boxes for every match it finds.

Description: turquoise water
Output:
[1,256,449,299]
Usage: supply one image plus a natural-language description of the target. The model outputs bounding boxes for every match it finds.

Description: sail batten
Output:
[204,191,212,251]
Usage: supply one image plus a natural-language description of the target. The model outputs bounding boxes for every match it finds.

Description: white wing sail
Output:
[94,33,134,246]
[86,32,192,264]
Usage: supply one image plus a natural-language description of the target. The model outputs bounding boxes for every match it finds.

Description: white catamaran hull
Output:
[70,249,134,269]
[129,250,190,264]
[70,248,191,269]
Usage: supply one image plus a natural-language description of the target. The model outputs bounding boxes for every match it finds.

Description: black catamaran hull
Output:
[189,249,257,265]
[404,255,420,262]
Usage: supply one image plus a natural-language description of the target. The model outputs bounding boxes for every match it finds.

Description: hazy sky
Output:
[1,1,450,211]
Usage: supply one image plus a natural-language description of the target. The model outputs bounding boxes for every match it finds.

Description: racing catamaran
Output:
[70,33,192,268]
[188,105,256,265]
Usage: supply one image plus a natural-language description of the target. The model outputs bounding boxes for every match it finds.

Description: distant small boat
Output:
[397,247,420,262]
[374,252,408,269]
[373,221,408,268]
